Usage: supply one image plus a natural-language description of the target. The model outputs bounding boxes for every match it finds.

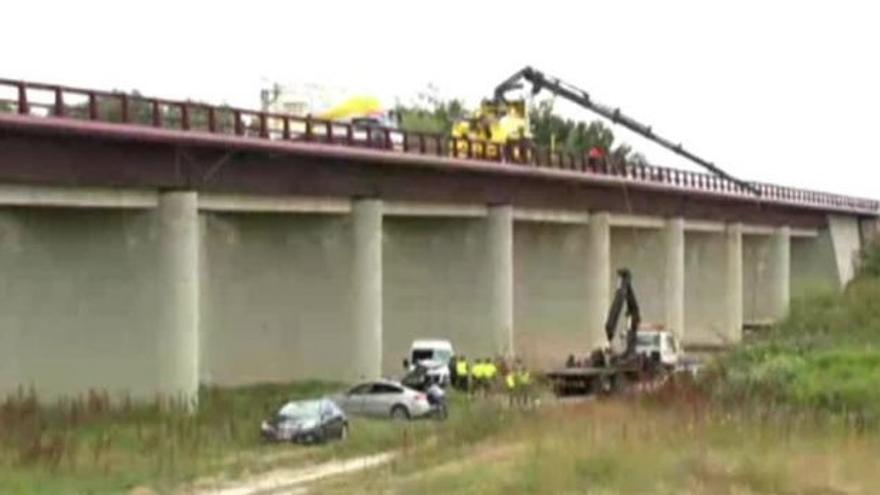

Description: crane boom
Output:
[494,66,760,196]
[605,268,641,357]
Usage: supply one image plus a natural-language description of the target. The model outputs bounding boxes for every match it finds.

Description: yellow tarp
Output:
[318,95,383,121]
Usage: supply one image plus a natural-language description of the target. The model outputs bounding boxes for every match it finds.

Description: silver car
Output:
[332,380,432,420]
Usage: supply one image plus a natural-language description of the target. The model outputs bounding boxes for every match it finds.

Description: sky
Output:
[3,0,878,199]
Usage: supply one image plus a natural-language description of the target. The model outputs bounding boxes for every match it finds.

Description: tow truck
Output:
[545,269,682,396]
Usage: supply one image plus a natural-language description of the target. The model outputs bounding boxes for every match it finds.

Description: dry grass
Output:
[319,384,880,494]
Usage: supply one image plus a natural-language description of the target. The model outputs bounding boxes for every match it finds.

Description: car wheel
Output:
[390,405,410,421]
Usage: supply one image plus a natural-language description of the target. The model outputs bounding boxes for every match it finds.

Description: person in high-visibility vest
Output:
[485,359,498,392]
[505,368,518,407]
[516,363,532,407]
[455,356,470,391]
[470,359,483,394]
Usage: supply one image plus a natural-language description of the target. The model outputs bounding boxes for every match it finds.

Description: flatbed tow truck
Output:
[544,269,682,396]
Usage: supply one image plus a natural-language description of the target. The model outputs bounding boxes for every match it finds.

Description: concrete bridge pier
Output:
[351,198,383,381]
[585,212,611,348]
[156,191,200,404]
[725,223,744,343]
[488,204,515,357]
[664,217,685,341]
[770,226,791,319]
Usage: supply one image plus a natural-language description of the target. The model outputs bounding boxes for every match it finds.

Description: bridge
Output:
[0,79,877,401]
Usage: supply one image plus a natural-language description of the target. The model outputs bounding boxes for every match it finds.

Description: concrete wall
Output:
[742,235,775,323]
[684,232,729,345]
[609,228,665,327]
[513,222,593,369]
[828,214,862,286]
[791,230,840,299]
[200,212,355,385]
[0,208,160,400]
[381,217,492,375]
[1,191,870,401]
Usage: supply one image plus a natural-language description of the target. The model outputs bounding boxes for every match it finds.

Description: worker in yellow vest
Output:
[505,367,517,407]
[516,365,532,407]
[485,358,498,392]
[455,356,470,392]
[470,359,482,394]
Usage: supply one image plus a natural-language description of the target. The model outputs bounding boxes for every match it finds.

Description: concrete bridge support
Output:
[770,227,791,319]
[488,205,514,357]
[664,218,685,341]
[351,198,383,380]
[156,191,200,404]
[585,213,611,348]
[0,185,872,403]
[725,224,744,343]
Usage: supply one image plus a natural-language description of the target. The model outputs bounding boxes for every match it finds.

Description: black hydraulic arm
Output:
[604,268,641,355]
[494,66,760,196]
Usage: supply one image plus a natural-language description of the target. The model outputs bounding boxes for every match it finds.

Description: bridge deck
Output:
[0,77,876,217]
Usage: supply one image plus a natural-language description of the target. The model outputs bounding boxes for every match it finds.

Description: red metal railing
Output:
[1,78,877,215]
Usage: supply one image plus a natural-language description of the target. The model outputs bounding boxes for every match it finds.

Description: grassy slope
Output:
[0,383,507,494]
[0,381,388,494]
[710,270,880,419]
[319,400,880,494]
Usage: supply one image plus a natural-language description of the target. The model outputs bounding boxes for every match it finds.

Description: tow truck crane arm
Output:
[604,268,641,357]
[494,66,760,196]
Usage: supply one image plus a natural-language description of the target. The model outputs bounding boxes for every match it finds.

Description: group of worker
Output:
[449,355,533,406]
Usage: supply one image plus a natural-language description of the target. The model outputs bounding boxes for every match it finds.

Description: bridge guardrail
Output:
[1,78,877,215]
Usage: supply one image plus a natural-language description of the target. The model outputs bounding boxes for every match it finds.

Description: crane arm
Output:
[604,268,641,356]
[494,66,760,196]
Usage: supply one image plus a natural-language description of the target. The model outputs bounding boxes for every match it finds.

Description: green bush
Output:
[710,253,880,419]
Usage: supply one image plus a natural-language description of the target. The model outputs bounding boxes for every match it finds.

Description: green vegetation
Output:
[708,244,880,420]
[0,383,510,494]
[320,399,880,494]
[0,381,346,493]
[396,90,634,159]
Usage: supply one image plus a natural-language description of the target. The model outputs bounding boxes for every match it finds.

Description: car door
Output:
[338,383,371,416]
[320,400,345,438]
[364,383,404,417]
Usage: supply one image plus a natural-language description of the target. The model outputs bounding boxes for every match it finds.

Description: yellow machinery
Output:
[318,95,385,121]
[450,99,530,160]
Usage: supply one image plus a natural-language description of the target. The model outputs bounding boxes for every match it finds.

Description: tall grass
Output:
[0,381,355,493]
[708,244,880,421]
[323,390,880,494]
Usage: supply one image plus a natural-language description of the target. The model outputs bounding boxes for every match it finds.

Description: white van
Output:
[408,340,454,387]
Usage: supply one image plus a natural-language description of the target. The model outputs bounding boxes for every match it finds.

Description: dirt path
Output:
[189,452,396,495]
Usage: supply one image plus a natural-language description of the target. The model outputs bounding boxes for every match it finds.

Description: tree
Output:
[396,84,467,134]
[0,100,12,113]
[529,100,615,155]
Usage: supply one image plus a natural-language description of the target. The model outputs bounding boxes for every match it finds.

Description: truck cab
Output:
[635,330,681,368]
[407,340,454,387]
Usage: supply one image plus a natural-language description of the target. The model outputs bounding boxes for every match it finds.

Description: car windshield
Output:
[276,400,322,420]
[412,348,452,364]
[412,349,434,362]
[636,333,661,347]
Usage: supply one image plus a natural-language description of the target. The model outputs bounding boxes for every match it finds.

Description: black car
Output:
[260,398,348,444]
